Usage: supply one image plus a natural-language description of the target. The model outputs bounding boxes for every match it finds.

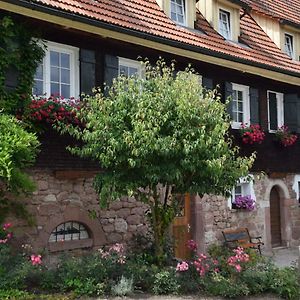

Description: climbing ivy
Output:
[0,16,45,114]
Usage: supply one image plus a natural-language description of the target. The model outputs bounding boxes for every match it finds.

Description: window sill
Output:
[48,238,93,252]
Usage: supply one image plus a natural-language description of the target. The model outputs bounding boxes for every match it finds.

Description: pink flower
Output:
[176,261,189,272]
[0,239,8,244]
[6,232,13,239]
[3,223,12,231]
[235,264,242,272]
[30,254,42,266]
[186,239,198,252]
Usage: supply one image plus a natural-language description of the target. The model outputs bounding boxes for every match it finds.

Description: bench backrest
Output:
[222,228,250,242]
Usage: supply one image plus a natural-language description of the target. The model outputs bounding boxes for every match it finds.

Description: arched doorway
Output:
[270,186,282,247]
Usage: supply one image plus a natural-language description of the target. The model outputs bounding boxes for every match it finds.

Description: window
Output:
[284,33,294,59]
[219,9,231,39]
[267,91,284,131]
[229,177,255,209]
[49,221,89,242]
[170,0,186,25]
[33,41,79,99]
[119,57,142,78]
[231,83,250,129]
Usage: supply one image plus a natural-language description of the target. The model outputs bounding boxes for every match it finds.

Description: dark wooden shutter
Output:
[80,49,96,95]
[104,54,119,88]
[284,94,299,133]
[249,88,259,125]
[225,82,233,118]
[268,92,278,131]
[202,77,213,90]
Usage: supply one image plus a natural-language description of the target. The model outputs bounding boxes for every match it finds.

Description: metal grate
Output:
[49,221,89,242]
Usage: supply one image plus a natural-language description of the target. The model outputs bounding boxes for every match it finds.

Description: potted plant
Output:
[275,125,297,147]
[240,124,265,144]
[234,195,255,211]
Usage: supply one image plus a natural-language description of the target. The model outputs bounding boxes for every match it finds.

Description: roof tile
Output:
[28,0,300,76]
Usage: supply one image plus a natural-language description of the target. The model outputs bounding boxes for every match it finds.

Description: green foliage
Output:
[0,16,45,114]
[0,289,33,300]
[0,113,40,223]
[59,59,255,264]
[152,269,180,295]
[64,278,105,296]
[203,272,250,298]
[111,276,134,296]
[269,266,300,299]
[62,60,254,201]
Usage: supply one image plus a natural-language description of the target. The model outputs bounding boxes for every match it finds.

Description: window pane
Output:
[51,67,59,82]
[61,84,70,99]
[61,69,70,84]
[64,234,72,241]
[238,101,243,111]
[177,15,184,24]
[51,83,59,95]
[33,81,43,95]
[119,65,128,76]
[49,233,56,242]
[35,64,43,80]
[238,113,243,122]
[72,233,79,240]
[61,53,70,68]
[50,51,59,66]
[81,231,89,239]
[269,92,278,130]
[128,67,138,76]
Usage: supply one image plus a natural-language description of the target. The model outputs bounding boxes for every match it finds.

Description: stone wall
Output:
[8,169,300,256]
[10,168,150,253]
[193,173,300,253]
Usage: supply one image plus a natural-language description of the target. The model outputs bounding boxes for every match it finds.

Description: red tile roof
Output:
[16,0,300,77]
[241,0,300,26]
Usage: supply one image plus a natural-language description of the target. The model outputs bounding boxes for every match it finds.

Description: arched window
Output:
[49,221,89,243]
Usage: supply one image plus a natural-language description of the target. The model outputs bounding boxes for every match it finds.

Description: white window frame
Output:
[231,83,250,129]
[33,41,80,99]
[284,33,294,59]
[292,175,300,204]
[267,91,284,132]
[228,175,256,209]
[118,57,143,78]
[170,0,186,26]
[219,8,232,40]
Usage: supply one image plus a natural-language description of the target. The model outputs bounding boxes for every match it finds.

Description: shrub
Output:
[152,270,180,295]
[269,267,300,299]
[203,272,250,298]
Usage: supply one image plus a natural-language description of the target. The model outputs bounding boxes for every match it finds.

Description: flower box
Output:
[240,124,265,144]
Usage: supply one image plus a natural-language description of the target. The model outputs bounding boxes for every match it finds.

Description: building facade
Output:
[1,0,300,256]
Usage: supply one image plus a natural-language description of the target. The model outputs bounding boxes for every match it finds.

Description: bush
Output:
[203,272,250,298]
[152,270,180,295]
[269,267,300,299]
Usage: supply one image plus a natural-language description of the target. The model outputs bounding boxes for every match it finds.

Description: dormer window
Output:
[284,33,294,59]
[170,0,186,25]
[219,9,231,40]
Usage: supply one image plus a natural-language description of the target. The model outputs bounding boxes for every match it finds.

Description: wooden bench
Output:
[222,228,264,255]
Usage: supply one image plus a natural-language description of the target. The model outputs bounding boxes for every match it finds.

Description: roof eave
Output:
[2,0,300,82]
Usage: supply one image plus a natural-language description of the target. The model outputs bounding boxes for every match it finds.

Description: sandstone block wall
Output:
[11,169,150,253]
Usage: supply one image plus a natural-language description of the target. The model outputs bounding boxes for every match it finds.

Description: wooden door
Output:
[172,193,192,259]
[270,187,282,247]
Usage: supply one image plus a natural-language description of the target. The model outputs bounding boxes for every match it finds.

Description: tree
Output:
[60,60,255,264]
[0,113,40,224]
